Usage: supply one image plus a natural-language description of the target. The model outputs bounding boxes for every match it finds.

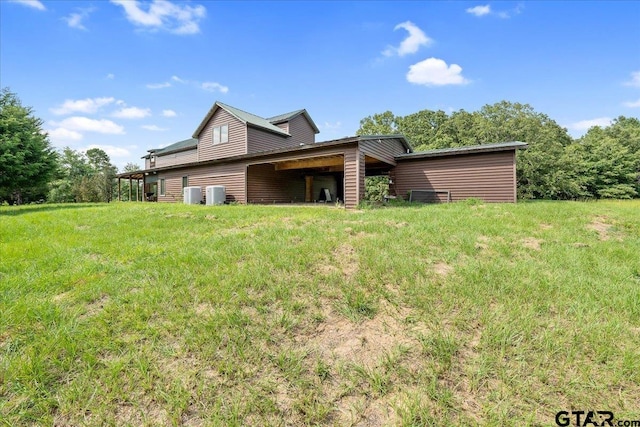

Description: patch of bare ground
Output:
[522,237,543,251]
[445,325,484,424]
[540,223,553,230]
[331,243,359,280]
[114,401,168,426]
[588,216,613,240]
[52,291,71,303]
[475,235,490,251]
[433,262,454,277]
[79,295,109,319]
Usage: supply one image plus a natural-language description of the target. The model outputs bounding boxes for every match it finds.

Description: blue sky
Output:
[1,0,639,170]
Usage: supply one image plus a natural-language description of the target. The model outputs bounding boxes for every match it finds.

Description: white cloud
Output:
[146,81,171,89]
[407,58,469,86]
[171,75,187,83]
[467,3,523,19]
[623,98,640,108]
[110,0,207,35]
[568,117,612,132]
[7,0,45,11]
[46,128,83,142]
[50,117,125,134]
[63,8,93,30]
[624,71,640,87]
[322,121,342,130]
[112,106,151,119]
[383,21,432,57]
[106,73,115,80]
[201,82,229,93]
[84,144,132,158]
[51,97,116,115]
[162,109,177,117]
[141,125,169,131]
[466,5,491,17]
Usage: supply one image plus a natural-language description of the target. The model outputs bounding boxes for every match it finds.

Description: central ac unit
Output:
[183,186,202,204]
[206,185,225,205]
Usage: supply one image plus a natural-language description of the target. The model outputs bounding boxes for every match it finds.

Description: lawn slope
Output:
[1,201,639,426]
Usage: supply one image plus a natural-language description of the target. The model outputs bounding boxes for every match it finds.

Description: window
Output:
[150,156,156,168]
[160,178,165,196]
[212,124,229,144]
[182,176,188,189]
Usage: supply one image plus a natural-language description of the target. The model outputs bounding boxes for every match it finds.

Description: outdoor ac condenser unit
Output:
[206,185,225,205]
[183,186,202,204]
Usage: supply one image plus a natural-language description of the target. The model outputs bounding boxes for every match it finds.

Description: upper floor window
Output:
[213,124,229,145]
[150,156,156,167]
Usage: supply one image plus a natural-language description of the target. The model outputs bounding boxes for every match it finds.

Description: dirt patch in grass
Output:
[434,262,454,276]
[302,300,419,369]
[540,223,553,230]
[333,243,359,279]
[522,237,543,251]
[588,216,612,240]
[79,295,109,319]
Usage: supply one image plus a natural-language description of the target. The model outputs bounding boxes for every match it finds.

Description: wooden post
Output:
[136,179,139,202]
[305,175,313,202]
[143,175,146,202]
[118,178,121,201]
[129,177,132,202]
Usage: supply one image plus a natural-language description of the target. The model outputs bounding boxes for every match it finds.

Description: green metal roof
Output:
[395,141,528,160]
[147,138,198,156]
[268,109,320,134]
[192,102,290,138]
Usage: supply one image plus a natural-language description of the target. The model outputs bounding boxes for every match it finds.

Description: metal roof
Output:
[395,141,527,160]
[192,101,291,138]
[145,138,198,158]
[267,109,320,134]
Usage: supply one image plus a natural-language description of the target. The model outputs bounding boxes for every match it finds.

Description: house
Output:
[117,101,527,208]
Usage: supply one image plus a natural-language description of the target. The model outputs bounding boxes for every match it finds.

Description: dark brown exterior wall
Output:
[157,163,246,203]
[197,108,247,161]
[155,149,198,168]
[343,148,363,209]
[246,164,305,203]
[359,138,406,165]
[247,115,316,154]
[392,150,517,202]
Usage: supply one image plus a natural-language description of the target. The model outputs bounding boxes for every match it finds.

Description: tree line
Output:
[1,88,639,204]
[0,88,140,205]
[357,101,640,200]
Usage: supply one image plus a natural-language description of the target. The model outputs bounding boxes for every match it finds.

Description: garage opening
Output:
[247,155,345,204]
[363,155,395,202]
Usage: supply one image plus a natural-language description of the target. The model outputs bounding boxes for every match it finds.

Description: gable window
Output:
[212,124,229,144]
[160,178,166,196]
[150,155,156,167]
[182,176,188,189]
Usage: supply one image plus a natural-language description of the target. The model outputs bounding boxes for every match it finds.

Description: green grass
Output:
[1,200,639,426]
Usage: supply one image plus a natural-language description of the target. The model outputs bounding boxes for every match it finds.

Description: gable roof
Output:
[395,141,527,160]
[192,101,291,138]
[267,109,320,134]
[144,138,198,158]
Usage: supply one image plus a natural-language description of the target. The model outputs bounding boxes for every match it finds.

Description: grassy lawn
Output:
[1,200,639,426]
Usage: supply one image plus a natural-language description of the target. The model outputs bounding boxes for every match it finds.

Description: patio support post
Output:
[118,178,121,201]
[129,177,132,202]
[305,176,313,202]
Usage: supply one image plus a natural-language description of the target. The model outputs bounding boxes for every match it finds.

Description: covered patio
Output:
[115,170,158,202]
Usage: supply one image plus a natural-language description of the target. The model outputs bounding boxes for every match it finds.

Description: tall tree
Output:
[356,111,398,136]
[0,88,58,204]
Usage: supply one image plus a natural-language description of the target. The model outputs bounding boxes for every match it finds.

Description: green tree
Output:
[571,123,639,199]
[86,148,117,202]
[356,111,398,136]
[0,88,58,204]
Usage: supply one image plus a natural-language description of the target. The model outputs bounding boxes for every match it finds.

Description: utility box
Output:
[183,186,202,204]
[206,185,225,205]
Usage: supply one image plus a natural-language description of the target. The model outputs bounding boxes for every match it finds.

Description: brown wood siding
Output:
[343,148,361,209]
[275,122,289,132]
[359,138,406,166]
[246,164,306,203]
[156,163,246,203]
[155,149,198,168]
[145,158,151,169]
[288,115,316,145]
[197,108,246,161]
[247,127,292,153]
[392,151,517,203]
